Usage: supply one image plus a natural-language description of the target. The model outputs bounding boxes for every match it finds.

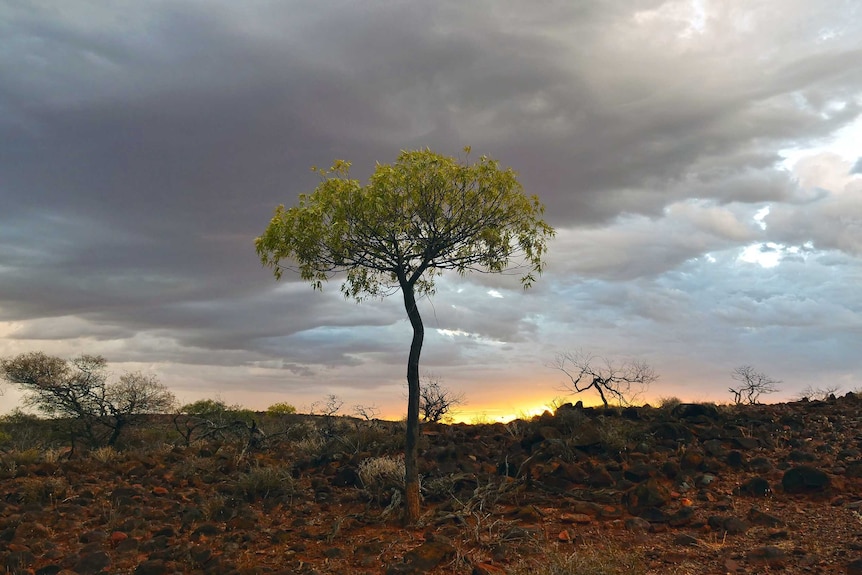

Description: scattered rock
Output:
[73,550,111,574]
[737,476,771,497]
[782,465,831,493]
[624,478,672,513]
[748,545,787,566]
[386,540,456,574]
[673,533,701,546]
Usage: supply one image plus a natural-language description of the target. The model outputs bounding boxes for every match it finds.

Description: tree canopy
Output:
[255,148,553,297]
[256,148,554,522]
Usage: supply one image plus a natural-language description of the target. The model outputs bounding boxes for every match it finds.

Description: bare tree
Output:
[353,404,380,421]
[311,394,343,417]
[553,351,658,408]
[729,366,780,405]
[795,384,841,402]
[418,375,465,423]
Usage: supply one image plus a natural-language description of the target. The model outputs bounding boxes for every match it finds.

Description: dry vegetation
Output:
[2,393,862,574]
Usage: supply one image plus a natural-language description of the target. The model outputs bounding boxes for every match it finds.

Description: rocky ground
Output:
[2,394,862,574]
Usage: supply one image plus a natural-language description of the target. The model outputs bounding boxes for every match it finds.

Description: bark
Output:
[401,280,423,524]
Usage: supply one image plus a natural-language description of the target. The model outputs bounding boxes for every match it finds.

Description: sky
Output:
[1,1,861,421]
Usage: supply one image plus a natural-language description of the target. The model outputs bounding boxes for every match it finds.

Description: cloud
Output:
[1,1,861,412]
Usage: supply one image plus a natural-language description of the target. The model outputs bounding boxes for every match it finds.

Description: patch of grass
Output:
[358,455,405,504]
[18,476,70,505]
[232,463,297,502]
[508,544,649,575]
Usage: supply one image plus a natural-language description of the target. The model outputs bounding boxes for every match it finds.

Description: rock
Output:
[671,403,719,420]
[737,477,771,497]
[846,558,862,575]
[73,550,111,574]
[668,506,695,527]
[386,540,456,574]
[726,450,745,468]
[748,456,773,472]
[782,465,831,493]
[680,450,704,470]
[703,439,726,457]
[747,507,785,527]
[673,533,701,546]
[559,513,592,524]
[134,559,168,575]
[624,517,651,533]
[747,545,787,566]
[708,516,748,535]
[637,507,669,523]
[624,478,671,514]
[512,506,543,523]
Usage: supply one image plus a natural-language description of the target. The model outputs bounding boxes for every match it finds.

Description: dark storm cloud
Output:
[1,1,861,410]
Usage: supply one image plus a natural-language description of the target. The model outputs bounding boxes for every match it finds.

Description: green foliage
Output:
[255,148,554,298]
[180,398,254,422]
[180,398,231,416]
[266,402,297,415]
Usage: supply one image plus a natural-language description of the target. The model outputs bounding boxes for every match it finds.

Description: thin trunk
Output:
[401,280,423,524]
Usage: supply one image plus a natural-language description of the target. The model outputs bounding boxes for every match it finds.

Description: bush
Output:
[358,455,405,504]
[233,464,297,501]
[266,402,297,415]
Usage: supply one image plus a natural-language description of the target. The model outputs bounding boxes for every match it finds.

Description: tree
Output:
[0,352,176,449]
[553,350,658,408]
[729,365,780,405]
[266,402,298,415]
[418,374,465,423]
[256,148,553,522]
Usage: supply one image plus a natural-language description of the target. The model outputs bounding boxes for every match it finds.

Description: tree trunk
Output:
[401,281,424,524]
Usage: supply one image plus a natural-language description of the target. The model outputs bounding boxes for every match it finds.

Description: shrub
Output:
[233,464,297,501]
[657,396,682,409]
[358,455,405,503]
[266,402,297,415]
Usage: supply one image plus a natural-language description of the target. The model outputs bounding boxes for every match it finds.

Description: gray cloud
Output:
[1,1,861,414]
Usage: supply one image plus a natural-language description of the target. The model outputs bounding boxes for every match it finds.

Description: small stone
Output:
[559,513,591,524]
[673,533,701,546]
[624,517,651,533]
[78,530,107,544]
[738,477,771,497]
[748,545,786,565]
[386,540,456,574]
[747,507,785,527]
[134,559,167,575]
[73,550,111,574]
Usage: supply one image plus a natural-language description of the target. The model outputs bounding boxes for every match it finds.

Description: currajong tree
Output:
[256,148,554,522]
